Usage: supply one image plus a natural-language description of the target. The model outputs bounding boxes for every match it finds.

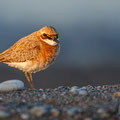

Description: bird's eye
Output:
[56,34,58,39]
[54,34,58,40]
[43,33,47,36]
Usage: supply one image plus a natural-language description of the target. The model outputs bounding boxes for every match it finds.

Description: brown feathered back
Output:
[0,32,40,62]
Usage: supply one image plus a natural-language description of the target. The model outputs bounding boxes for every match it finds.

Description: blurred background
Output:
[0,0,120,88]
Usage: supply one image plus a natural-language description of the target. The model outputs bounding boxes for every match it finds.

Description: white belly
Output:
[6,60,52,73]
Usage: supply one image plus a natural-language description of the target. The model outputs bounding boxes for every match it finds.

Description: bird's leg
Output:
[25,72,33,89]
[29,73,34,89]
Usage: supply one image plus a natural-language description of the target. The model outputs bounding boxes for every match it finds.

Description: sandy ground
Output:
[0,84,120,120]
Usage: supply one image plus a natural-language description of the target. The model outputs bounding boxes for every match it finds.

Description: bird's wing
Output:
[0,38,40,62]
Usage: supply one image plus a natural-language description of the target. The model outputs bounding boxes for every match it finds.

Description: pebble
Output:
[71,86,79,89]
[67,107,79,116]
[97,108,106,114]
[0,111,10,118]
[0,80,24,92]
[100,113,110,118]
[70,86,88,95]
[42,94,47,99]
[39,88,44,92]
[113,92,120,98]
[78,89,88,95]
[30,106,47,117]
[84,118,92,120]
[50,108,60,117]
[0,97,3,102]
[20,113,30,120]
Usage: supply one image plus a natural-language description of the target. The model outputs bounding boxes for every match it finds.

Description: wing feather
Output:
[0,38,40,62]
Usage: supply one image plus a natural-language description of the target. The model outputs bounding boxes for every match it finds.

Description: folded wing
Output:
[0,38,40,62]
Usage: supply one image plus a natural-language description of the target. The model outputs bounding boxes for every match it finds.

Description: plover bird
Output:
[0,26,60,88]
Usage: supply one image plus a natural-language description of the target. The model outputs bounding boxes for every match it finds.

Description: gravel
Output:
[0,84,120,120]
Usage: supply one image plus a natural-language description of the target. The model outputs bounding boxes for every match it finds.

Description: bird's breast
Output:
[28,42,60,73]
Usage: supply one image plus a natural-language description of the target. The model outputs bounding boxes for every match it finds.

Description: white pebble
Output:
[50,108,60,117]
[0,97,3,102]
[30,106,46,117]
[0,80,24,92]
[78,90,88,95]
[71,86,79,89]
[70,86,88,95]
[20,113,30,120]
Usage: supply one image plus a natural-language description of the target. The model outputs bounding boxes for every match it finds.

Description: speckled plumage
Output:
[0,26,60,88]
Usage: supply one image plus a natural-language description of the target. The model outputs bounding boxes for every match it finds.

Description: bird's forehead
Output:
[40,26,57,35]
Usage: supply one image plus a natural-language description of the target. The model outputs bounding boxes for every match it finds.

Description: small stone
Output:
[69,87,78,94]
[97,108,105,114]
[0,80,24,92]
[21,99,26,103]
[69,87,88,95]
[80,86,87,90]
[50,108,60,117]
[78,89,88,95]
[96,86,101,90]
[114,92,120,98]
[84,118,92,120]
[67,107,79,116]
[71,86,79,89]
[0,111,10,118]
[39,88,43,92]
[20,113,30,120]
[42,94,47,99]
[100,113,110,118]
[30,106,47,117]
[0,97,3,102]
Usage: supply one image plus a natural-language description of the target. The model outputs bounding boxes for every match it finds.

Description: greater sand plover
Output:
[0,26,60,88]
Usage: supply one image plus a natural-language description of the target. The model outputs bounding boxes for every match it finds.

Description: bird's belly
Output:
[6,57,54,73]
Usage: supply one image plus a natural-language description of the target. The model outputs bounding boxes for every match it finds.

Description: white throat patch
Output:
[43,39,58,46]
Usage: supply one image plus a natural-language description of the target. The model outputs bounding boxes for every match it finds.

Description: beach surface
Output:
[0,85,120,120]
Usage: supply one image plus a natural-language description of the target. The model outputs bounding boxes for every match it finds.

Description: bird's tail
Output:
[0,50,10,62]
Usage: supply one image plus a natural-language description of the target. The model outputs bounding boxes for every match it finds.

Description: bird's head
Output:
[37,26,59,46]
